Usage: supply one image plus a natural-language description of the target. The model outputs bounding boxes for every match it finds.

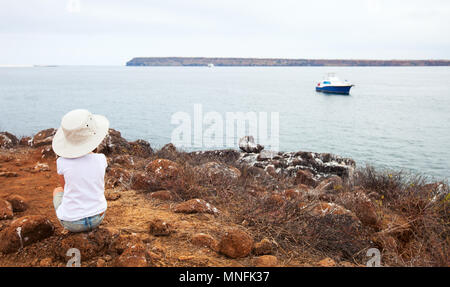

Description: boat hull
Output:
[316,85,352,95]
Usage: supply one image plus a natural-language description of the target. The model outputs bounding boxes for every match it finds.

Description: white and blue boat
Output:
[316,73,353,95]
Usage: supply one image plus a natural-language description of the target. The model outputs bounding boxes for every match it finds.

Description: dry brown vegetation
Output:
[148,148,449,266]
[0,129,448,267]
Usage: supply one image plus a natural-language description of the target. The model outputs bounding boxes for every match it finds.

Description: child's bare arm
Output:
[59,175,65,188]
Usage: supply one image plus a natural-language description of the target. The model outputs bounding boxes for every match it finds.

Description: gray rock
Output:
[0,132,19,149]
[239,136,264,153]
[237,150,355,181]
[257,150,279,161]
[32,128,56,147]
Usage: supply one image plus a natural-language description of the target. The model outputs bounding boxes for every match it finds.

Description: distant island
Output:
[126,57,450,67]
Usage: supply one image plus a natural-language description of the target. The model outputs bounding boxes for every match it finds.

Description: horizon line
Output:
[130,56,450,61]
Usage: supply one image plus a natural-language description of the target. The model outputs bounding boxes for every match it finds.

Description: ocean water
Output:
[0,66,449,180]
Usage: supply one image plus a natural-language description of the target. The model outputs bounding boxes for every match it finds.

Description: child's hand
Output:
[53,187,63,196]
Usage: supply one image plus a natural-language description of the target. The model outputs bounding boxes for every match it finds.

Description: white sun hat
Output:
[52,109,110,158]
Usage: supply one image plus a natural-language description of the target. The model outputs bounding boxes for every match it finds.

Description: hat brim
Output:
[52,114,110,158]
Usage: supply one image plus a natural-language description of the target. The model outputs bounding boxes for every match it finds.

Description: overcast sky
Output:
[1,0,450,65]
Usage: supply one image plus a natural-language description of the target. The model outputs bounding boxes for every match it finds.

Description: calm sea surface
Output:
[0,66,449,180]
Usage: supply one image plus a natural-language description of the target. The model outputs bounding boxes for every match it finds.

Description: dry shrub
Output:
[355,166,449,266]
[354,165,406,201]
[185,149,242,166]
[218,165,449,266]
[150,148,244,203]
[220,186,370,262]
[137,146,450,266]
[161,163,212,201]
[154,148,191,165]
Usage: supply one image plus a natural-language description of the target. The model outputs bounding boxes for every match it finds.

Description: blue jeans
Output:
[53,192,105,233]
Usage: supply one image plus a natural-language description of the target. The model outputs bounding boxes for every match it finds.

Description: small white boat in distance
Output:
[207,63,214,68]
[316,73,353,95]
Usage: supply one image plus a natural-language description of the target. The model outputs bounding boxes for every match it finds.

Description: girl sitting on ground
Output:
[51,109,109,233]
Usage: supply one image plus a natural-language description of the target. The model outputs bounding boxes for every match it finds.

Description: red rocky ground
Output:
[0,129,448,267]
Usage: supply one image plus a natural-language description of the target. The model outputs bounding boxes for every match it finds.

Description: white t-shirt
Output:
[56,153,108,221]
